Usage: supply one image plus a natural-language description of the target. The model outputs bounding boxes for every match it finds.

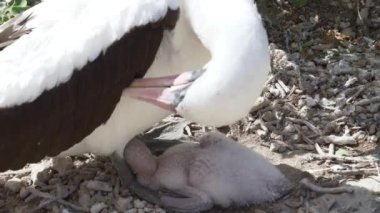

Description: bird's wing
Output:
[0,0,179,170]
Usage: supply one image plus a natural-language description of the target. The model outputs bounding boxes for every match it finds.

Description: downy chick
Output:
[124,132,292,212]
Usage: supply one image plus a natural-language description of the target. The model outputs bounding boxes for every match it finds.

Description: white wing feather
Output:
[0,0,178,108]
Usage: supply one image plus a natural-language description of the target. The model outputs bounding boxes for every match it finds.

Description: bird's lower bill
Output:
[123,70,204,112]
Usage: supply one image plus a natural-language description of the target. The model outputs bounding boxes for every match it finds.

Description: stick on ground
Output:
[300,178,353,194]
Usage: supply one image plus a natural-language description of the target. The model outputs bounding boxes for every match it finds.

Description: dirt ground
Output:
[0,0,379,212]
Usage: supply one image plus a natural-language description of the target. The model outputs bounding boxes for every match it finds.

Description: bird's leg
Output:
[160,186,213,212]
[122,68,205,112]
[110,152,163,206]
[26,186,86,212]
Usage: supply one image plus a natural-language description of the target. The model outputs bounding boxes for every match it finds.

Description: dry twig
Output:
[286,117,321,135]
[309,154,373,163]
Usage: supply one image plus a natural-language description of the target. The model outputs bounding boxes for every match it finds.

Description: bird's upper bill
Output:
[123,69,205,112]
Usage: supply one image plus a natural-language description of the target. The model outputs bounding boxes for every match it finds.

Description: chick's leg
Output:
[110,151,162,206]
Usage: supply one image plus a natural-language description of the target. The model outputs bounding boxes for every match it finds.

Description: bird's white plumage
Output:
[61,8,211,157]
[62,0,270,157]
[176,0,270,126]
[0,0,178,108]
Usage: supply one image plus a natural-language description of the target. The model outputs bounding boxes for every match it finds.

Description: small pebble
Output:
[86,180,113,192]
[52,156,74,174]
[115,196,133,211]
[125,209,138,213]
[90,202,107,213]
[368,135,378,143]
[5,178,23,193]
[19,187,30,199]
[79,185,92,208]
[143,207,154,212]
[133,199,147,209]
[269,142,287,153]
[262,111,277,122]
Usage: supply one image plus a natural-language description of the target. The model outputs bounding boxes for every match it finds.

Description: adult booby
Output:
[0,0,270,176]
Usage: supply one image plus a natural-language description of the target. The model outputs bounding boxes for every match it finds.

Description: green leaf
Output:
[291,0,308,7]
[335,148,352,157]
[0,0,31,24]
[12,5,30,13]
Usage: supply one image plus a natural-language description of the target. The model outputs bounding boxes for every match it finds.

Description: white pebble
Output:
[155,208,166,213]
[19,187,30,199]
[5,178,23,193]
[369,135,378,143]
[78,186,92,208]
[90,202,107,213]
[115,196,133,211]
[305,96,318,107]
[52,156,73,174]
[133,199,146,209]
[269,142,281,153]
[86,180,113,192]
[143,207,154,212]
[125,209,138,213]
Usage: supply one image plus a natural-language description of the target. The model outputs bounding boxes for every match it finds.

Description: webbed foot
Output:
[110,152,162,206]
[159,186,213,213]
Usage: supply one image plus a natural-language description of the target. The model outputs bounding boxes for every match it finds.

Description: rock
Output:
[19,187,30,199]
[133,199,146,209]
[256,129,268,138]
[353,131,366,141]
[79,184,92,208]
[5,178,23,193]
[369,124,377,135]
[305,96,318,107]
[62,209,70,213]
[48,178,61,185]
[269,142,288,153]
[262,111,277,122]
[323,135,357,145]
[341,27,356,37]
[86,180,113,192]
[347,176,380,193]
[357,8,369,25]
[283,124,296,134]
[340,22,351,28]
[115,196,133,211]
[36,168,53,184]
[90,202,107,213]
[52,157,73,174]
[50,205,60,213]
[289,134,301,143]
[155,208,166,213]
[143,207,155,212]
[30,159,53,183]
[368,135,378,143]
[344,76,358,87]
[125,209,138,213]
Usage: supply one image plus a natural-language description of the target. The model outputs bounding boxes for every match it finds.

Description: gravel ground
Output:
[0,0,379,212]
